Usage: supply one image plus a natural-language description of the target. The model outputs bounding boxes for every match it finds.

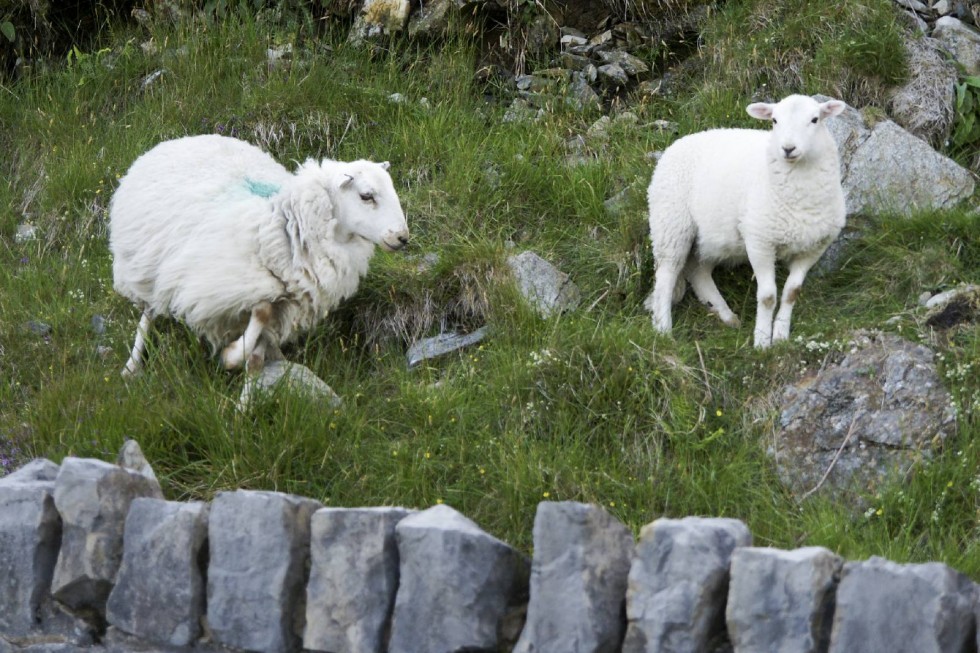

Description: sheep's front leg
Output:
[773,249,824,343]
[747,246,778,348]
[122,309,154,378]
[222,301,273,370]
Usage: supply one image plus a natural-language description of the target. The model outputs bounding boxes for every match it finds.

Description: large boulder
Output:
[514,502,634,653]
[388,504,529,653]
[933,16,980,76]
[776,332,957,500]
[821,97,974,215]
[623,516,752,652]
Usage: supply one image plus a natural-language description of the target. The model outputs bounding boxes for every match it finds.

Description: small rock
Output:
[934,0,952,14]
[506,251,582,318]
[388,92,407,103]
[15,223,37,243]
[561,33,589,47]
[116,439,157,484]
[91,314,106,336]
[25,320,51,337]
[933,16,980,75]
[597,50,650,76]
[566,72,602,111]
[139,69,167,92]
[597,63,629,88]
[406,327,490,368]
[919,290,936,306]
[239,360,342,409]
[924,284,979,309]
[892,0,929,11]
[266,43,293,63]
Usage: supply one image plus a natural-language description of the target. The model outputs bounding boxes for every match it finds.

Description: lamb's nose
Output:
[398,235,409,246]
[783,146,797,158]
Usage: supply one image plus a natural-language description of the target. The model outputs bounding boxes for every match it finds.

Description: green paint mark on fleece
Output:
[244,178,280,198]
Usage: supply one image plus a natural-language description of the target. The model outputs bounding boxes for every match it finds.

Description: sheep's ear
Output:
[819,100,846,119]
[380,161,390,171]
[746,102,775,121]
[340,174,354,189]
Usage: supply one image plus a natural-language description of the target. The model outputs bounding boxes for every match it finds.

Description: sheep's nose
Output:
[398,235,409,246]
[782,146,797,158]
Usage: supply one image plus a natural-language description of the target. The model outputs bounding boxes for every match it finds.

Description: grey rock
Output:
[207,490,323,653]
[139,69,166,92]
[567,71,602,111]
[623,517,752,653]
[597,63,629,88]
[349,0,411,42]
[923,284,979,309]
[506,251,581,318]
[115,440,157,484]
[513,502,634,653]
[50,458,163,618]
[0,460,62,636]
[561,51,594,72]
[503,98,544,124]
[935,0,953,15]
[389,504,529,653]
[105,499,209,647]
[15,223,37,243]
[892,0,929,11]
[727,547,843,653]
[933,16,980,75]
[408,0,455,39]
[25,321,52,337]
[406,327,489,367]
[821,97,974,215]
[238,360,342,409]
[597,50,650,76]
[304,507,413,653]
[829,557,976,652]
[776,332,957,499]
[90,315,106,336]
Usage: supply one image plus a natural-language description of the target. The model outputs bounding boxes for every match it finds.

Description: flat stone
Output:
[514,502,634,653]
[727,547,843,653]
[105,499,209,647]
[238,360,342,409]
[304,507,413,653]
[207,490,323,653]
[389,504,529,653]
[623,517,752,653]
[828,557,976,652]
[406,326,489,367]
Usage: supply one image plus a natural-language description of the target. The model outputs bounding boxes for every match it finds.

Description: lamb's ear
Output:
[339,174,354,189]
[819,99,846,119]
[746,102,775,121]
[380,161,390,171]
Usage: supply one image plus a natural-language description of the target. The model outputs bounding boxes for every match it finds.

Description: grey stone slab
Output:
[514,502,634,653]
[389,504,529,653]
[0,461,62,636]
[406,327,489,368]
[623,517,752,653]
[303,507,413,653]
[105,499,209,647]
[507,250,581,318]
[726,547,843,653]
[50,457,163,618]
[207,490,322,653]
[829,556,976,653]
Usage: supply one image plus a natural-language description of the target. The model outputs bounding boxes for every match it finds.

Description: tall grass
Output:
[1,6,978,568]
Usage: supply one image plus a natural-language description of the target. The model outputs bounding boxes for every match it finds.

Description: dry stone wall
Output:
[2,448,980,653]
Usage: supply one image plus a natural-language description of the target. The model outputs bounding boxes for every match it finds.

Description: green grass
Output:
[1,5,979,569]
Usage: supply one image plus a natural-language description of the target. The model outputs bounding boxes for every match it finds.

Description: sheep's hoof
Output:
[246,352,265,374]
[121,361,142,379]
[221,346,244,370]
[720,314,742,329]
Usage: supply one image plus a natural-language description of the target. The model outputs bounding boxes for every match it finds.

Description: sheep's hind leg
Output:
[122,309,154,378]
[685,259,741,328]
[772,250,824,343]
[646,257,687,334]
[222,301,273,371]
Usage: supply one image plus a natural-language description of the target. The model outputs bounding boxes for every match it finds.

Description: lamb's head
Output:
[330,159,409,251]
[746,94,845,164]
[286,158,409,252]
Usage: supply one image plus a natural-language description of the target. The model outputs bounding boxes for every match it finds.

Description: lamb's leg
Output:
[221,301,273,370]
[646,257,686,333]
[122,309,154,378]
[685,259,741,328]
[747,246,778,348]
[772,250,824,342]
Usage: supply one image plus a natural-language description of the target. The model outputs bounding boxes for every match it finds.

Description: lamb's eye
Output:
[811,117,818,124]
[772,118,777,124]
[360,192,375,203]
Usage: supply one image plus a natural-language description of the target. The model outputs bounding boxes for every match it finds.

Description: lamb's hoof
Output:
[246,352,265,374]
[721,315,742,329]
[221,346,244,370]
[121,362,142,379]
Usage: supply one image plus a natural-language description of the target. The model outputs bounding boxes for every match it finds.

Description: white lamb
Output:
[645,94,847,348]
[110,134,409,376]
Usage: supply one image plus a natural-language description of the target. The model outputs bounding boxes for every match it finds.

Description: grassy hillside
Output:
[1,3,978,568]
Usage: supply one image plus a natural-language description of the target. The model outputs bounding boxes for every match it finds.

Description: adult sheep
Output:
[110,134,409,377]
[645,94,846,348]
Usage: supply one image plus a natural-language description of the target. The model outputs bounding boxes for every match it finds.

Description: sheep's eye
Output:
[772,118,777,124]
[360,192,375,203]
[811,117,818,124]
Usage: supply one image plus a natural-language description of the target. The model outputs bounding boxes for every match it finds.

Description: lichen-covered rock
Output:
[887,36,956,147]
[829,557,976,653]
[50,457,163,619]
[207,490,323,653]
[105,499,209,647]
[514,502,634,653]
[506,250,581,318]
[776,332,957,499]
[0,459,62,636]
[933,16,980,76]
[727,547,843,653]
[623,516,751,653]
[304,507,413,653]
[238,360,342,409]
[389,504,529,653]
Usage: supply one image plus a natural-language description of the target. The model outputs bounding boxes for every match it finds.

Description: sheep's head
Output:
[285,158,409,253]
[746,95,845,164]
